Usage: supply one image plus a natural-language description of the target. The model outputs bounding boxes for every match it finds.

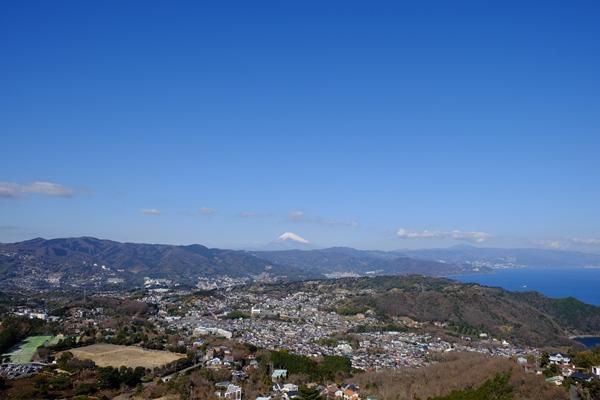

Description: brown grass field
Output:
[67,343,186,369]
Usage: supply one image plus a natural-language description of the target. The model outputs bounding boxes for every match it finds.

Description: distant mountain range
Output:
[0,237,315,290]
[1,237,600,291]
[0,237,478,290]
[252,247,484,277]
[397,244,600,268]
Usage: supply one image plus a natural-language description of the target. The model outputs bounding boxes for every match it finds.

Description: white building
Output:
[193,326,233,339]
[516,357,528,365]
[216,383,242,400]
[29,312,48,320]
[549,353,571,365]
[545,375,564,386]
[336,343,353,355]
[592,366,600,377]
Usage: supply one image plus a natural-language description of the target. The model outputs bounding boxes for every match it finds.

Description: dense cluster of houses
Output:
[167,286,537,373]
[262,369,376,399]
[4,279,587,398]
[10,306,52,321]
[193,348,378,400]
[0,362,46,380]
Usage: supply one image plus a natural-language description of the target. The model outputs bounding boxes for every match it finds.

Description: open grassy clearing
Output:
[67,343,186,369]
[9,335,56,363]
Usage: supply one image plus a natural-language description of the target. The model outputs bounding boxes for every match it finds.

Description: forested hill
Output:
[293,275,600,347]
[0,237,317,289]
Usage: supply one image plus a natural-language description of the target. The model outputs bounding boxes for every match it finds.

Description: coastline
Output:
[449,267,600,307]
[571,335,600,348]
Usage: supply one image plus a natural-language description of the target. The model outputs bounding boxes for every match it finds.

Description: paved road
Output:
[570,385,581,400]
[161,362,203,382]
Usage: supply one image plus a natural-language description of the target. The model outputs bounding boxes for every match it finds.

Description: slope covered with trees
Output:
[319,276,600,346]
[351,353,567,400]
[0,237,317,289]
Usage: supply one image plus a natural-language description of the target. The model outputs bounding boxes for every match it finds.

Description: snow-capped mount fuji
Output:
[278,232,310,244]
[254,232,317,251]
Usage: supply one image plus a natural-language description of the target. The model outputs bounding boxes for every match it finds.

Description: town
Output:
[2,277,599,399]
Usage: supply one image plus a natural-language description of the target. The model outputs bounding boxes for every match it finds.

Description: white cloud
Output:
[24,181,75,197]
[534,237,600,250]
[449,230,492,243]
[289,210,359,228]
[571,237,600,246]
[199,206,215,215]
[141,208,161,216]
[0,182,21,198]
[396,228,492,243]
[289,210,305,222]
[239,211,271,218]
[396,228,438,239]
[0,181,76,198]
[533,240,565,249]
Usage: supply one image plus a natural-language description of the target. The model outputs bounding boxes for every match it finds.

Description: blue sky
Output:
[1,1,599,251]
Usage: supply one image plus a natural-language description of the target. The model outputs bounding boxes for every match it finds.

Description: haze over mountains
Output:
[2,236,600,291]
[399,245,600,268]
[252,247,481,278]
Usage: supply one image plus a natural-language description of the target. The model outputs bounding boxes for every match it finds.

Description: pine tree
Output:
[299,386,324,400]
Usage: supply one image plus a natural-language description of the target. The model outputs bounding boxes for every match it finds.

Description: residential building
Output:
[215,382,242,400]
[271,369,288,381]
[549,352,571,365]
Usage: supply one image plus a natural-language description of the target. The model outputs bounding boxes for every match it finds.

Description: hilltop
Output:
[268,275,600,347]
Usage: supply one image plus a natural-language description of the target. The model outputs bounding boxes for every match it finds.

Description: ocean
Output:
[573,337,600,348]
[450,267,600,306]
[450,267,600,348]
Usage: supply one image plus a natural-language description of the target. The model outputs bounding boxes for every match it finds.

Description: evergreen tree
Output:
[299,386,324,400]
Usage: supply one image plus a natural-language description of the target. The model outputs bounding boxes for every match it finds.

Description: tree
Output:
[543,363,560,378]
[49,374,72,391]
[57,351,74,370]
[299,386,324,400]
[430,372,513,400]
[74,383,96,395]
[97,366,121,389]
[120,366,145,387]
[32,374,50,397]
[0,316,47,355]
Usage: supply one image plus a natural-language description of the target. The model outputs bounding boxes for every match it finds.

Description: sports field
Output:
[67,344,186,369]
[9,335,57,364]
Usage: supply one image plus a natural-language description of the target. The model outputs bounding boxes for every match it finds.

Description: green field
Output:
[9,335,57,364]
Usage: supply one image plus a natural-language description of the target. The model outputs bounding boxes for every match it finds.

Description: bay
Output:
[572,336,600,348]
[451,267,600,348]
[450,267,600,306]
